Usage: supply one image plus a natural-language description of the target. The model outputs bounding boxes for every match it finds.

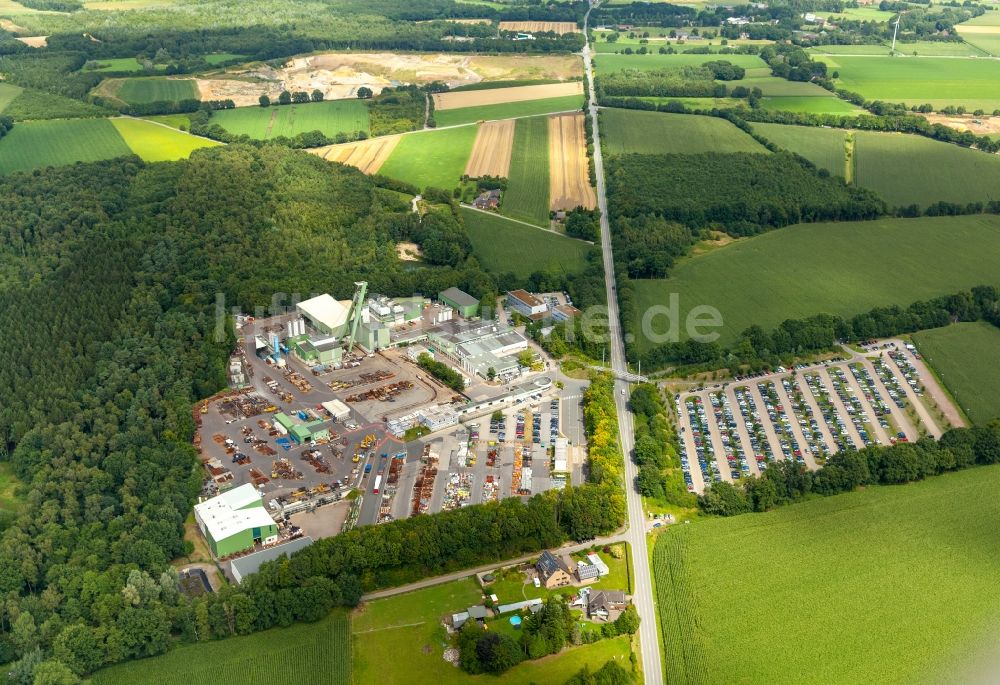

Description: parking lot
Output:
[675,340,960,493]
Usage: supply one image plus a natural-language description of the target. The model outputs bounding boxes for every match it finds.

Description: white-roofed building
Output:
[296,294,352,336]
[194,484,278,558]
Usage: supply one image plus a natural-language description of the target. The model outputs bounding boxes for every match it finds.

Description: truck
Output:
[373,475,382,494]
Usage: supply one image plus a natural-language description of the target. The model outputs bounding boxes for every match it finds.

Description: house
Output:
[536,550,573,589]
[451,604,492,630]
[507,289,547,318]
[588,590,629,621]
[576,562,600,583]
[473,188,501,210]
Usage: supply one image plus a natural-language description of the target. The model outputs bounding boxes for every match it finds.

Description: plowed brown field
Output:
[311,136,400,174]
[433,81,583,110]
[464,119,515,177]
[499,21,579,34]
[548,113,596,210]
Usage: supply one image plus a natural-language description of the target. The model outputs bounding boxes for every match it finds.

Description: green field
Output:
[379,125,478,190]
[631,215,1000,349]
[0,119,132,175]
[433,94,584,127]
[462,208,593,277]
[821,6,895,21]
[631,96,743,109]
[92,610,351,685]
[818,55,1000,109]
[854,130,1000,208]
[85,57,165,72]
[601,109,765,155]
[751,122,848,174]
[211,100,370,139]
[117,77,199,104]
[143,113,191,130]
[0,462,21,514]
[654,465,1000,685]
[811,41,984,57]
[593,52,767,74]
[959,33,1000,57]
[353,578,633,685]
[112,118,219,161]
[502,115,550,226]
[758,95,861,114]
[913,322,1000,425]
[0,82,24,112]
[739,76,832,96]
[203,53,246,65]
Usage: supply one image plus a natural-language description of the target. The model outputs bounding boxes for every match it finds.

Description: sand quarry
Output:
[198,52,583,107]
[924,113,1000,136]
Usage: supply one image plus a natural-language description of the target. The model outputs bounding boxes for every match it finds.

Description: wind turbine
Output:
[890,13,902,54]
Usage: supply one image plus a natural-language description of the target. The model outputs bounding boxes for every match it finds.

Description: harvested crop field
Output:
[464,119,515,177]
[313,136,400,175]
[499,21,579,34]
[433,81,583,110]
[548,113,596,210]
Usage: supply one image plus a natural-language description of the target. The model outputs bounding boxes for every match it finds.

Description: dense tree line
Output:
[640,285,1000,372]
[563,660,634,685]
[699,423,1000,516]
[597,66,731,99]
[630,385,695,508]
[17,0,81,11]
[0,115,11,139]
[605,151,885,234]
[417,352,466,391]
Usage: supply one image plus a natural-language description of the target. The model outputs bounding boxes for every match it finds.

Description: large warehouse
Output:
[194,484,279,558]
[296,294,352,337]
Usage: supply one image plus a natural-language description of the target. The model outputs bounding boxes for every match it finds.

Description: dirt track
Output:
[433,81,583,111]
[464,120,515,177]
[312,136,400,175]
[548,113,597,210]
[499,21,580,34]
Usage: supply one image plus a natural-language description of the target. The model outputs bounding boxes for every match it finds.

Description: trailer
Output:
[373,475,382,495]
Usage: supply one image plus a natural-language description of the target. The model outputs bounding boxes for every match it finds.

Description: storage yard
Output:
[675,340,962,493]
[498,21,580,34]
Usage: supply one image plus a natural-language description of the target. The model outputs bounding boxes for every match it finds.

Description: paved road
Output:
[360,532,627,601]
[583,4,664,682]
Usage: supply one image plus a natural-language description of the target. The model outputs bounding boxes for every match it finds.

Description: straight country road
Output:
[583,3,665,683]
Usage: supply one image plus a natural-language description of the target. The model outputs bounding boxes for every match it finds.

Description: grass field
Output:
[601,109,765,155]
[758,95,861,114]
[811,41,984,57]
[913,322,1000,425]
[143,113,191,130]
[203,53,246,65]
[853,130,1000,208]
[111,118,219,161]
[433,94,584,127]
[751,122,848,174]
[959,33,1000,56]
[85,57,165,73]
[211,100,370,139]
[631,96,743,109]
[462,207,593,277]
[739,76,832,96]
[92,610,351,685]
[0,463,21,515]
[378,125,478,190]
[654,465,1000,685]
[0,82,24,112]
[353,578,633,685]
[593,52,767,74]
[502,115,551,226]
[631,215,1000,349]
[818,55,1000,109]
[0,119,132,175]
[116,78,199,104]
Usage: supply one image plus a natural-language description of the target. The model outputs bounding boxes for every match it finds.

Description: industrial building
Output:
[273,412,331,444]
[194,484,278,558]
[231,536,313,584]
[507,289,548,318]
[439,287,480,318]
[296,294,352,337]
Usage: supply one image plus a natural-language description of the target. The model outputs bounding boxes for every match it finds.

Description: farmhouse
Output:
[474,188,501,210]
[536,550,573,589]
[588,590,629,621]
[231,536,313,584]
[194,484,279,558]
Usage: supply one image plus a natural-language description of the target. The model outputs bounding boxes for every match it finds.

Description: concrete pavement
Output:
[583,4,665,681]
